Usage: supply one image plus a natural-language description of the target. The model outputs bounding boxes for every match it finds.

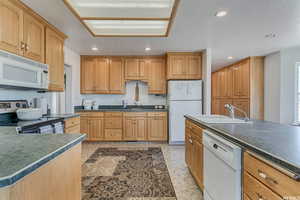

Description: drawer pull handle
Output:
[258,170,278,185]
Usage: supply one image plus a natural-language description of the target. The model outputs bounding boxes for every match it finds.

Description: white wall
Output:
[264,46,300,124]
[264,52,281,122]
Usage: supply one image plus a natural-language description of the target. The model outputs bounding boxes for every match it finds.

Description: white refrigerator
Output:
[168,80,203,144]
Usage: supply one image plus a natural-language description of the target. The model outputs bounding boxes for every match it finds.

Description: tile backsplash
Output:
[81,81,167,106]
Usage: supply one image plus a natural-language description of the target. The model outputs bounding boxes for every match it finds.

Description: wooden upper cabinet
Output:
[23,13,44,62]
[81,57,95,92]
[233,99,250,118]
[109,58,124,94]
[124,58,148,81]
[167,53,202,80]
[46,27,65,91]
[0,0,23,55]
[148,58,166,94]
[94,58,109,93]
[232,60,250,98]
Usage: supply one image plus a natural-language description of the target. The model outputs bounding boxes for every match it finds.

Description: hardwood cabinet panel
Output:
[123,117,136,140]
[187,55,202,79]
[139,59,148,81]
[104,129,122,141]
[244,172,282,200]
[0,0,23,55]
[192,138,204,190]
[80,117,89,140]
[167,55,186,79]
[81,57,95,92]
[23,13,44,62]
[147,116,167,141]
[219,99,233,116]
[125,58,140,80]
[136,118,147,141]
[243,193,251,200]
[211,72,219,98]
[185,125,192,168]
[105,118,123,129]
[148,59,166,94]
[64,117,80,129]
[109,58,124,94]
[89,118,104,140]
[46,27,65,91]
[211,99,220,114]
[232,60,250,98]
[233,99,250,118]
[65,125,80,134]
[94,58,109,93]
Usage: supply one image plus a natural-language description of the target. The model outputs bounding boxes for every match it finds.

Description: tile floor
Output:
[82,142,203,200]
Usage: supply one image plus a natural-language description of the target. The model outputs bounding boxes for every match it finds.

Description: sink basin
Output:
[192,115,251,124]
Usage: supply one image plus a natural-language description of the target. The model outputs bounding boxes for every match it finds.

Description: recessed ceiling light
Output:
[228,56,233,60]
[145,47,151,51]
[265,33,276,38]
[215,11,227,17]
[91,47,99,51]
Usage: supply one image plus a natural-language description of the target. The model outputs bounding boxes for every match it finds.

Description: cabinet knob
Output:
[20,42,26,50]
[25,44,30,51]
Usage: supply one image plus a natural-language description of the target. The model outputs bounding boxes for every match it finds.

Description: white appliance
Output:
[0,50,48,90]
[203,130,242,200]
[168,80,202,144]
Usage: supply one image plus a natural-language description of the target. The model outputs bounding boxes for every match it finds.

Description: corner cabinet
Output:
[46,27,65,92]
[185,119,204,190]
[167,52,202,80]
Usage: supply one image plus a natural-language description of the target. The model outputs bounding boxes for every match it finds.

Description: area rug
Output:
[82,147,177,200]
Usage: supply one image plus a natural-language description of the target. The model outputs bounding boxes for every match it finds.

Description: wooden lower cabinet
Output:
[78,111,167,142]
[185,119,204,190]
[65,117,80,133]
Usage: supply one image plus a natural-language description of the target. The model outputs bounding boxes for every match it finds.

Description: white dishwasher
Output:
[203,130,242,200]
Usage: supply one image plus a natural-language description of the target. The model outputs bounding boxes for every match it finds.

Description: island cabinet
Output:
[167,52,202,80]
[81,56,124,94]
[211,57,264,120]
[185,119,204,190]
[243,151,300,200]
[64,116,80,133]
[124,58,148,81]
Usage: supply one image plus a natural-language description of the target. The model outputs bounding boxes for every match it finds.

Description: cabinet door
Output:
[139,59,148,81]
[232,64,242,97]
[187,55,201,79]
[109,58,124,94]
[211,72,218,98]
[23,13,44,62]
[192,138,204,190]
[81,57,95,93]
[148,116,167,141]
[148,59,166,94]
[240,60,250,98]
[80,117,89,140]
[123,117,136,140]
[89,118,104,140]
[0,0,23,55]
[46,28,65,91]
[94,58,109,93]
[219,99,233,116]
[233,99,250,118]
[219,70,227,98]
[211,99,220,114]
[167,55,187,79]
[136,118,147,141]
[125,59,140,80]
[226,67,233,98]
[185,126,192,168]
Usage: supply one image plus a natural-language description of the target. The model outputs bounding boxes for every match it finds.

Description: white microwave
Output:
[0,50,48,90]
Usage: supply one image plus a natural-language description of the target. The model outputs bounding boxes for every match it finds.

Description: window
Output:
[296,63,300,122]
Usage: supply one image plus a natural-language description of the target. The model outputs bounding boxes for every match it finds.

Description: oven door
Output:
[0,52,48,90]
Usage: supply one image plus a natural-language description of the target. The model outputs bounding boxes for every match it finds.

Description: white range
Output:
[168,80,203,144]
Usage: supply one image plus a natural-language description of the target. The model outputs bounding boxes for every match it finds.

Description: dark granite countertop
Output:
[185,115,300,180]
[75,105,168,112]
[0,127,85,187]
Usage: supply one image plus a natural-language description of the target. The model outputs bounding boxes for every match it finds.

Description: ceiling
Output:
[21,0,300,70]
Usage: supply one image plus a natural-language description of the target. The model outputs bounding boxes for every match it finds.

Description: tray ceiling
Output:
[63,0,179,37]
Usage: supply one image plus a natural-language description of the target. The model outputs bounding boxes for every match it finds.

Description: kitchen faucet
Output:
[224,104,250,122]
[122,100,128,109]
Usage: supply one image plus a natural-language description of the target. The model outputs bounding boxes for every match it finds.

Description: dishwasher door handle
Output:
[212,143,228,152]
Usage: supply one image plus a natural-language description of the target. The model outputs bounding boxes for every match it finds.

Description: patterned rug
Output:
[82,147,177,200]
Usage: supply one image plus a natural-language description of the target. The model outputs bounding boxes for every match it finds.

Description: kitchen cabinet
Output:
[147,112,167,141]
[0,0,23,56]
[243,151,300,200]
[219,99,233,116]
[185,119,204,190]
[123,113,147,141]
[64,116,80,134]
[23,12,45,62]
[148,58,166,94]
[81,56,124,94]
[46,27,65,91]
[124,58,148,81]
[79,112,104,141]
[104,112,123,141]
[167,52,202,80]
[211,57,264,120]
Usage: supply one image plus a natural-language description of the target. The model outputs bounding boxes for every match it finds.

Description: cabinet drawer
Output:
[105,129,122,141]
[124,112,147,117]
[65,125,80,134]
[105,118,123,129]
[147,112,167,117]
[244,172,282,200]
[64,117,80,128]
[186,120,193,129]
[104,112,123,117]
[78,112,104,117]
[244,152,300,197]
